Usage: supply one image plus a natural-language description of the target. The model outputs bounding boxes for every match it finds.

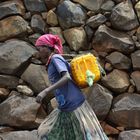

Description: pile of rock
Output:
[0,0,140,139]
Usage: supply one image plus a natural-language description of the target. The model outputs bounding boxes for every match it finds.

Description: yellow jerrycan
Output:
[70,53,101,88]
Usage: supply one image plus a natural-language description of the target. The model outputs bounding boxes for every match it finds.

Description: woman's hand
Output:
[36,90,48,103]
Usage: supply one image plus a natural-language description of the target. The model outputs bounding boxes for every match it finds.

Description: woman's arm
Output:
[36,71,71,103]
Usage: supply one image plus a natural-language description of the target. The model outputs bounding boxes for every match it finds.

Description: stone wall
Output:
[0,0,140,139]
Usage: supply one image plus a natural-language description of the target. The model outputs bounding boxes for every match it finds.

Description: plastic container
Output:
[70,53,101,88]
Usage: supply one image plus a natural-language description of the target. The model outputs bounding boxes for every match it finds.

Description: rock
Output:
[0,0,25,20]
[49,27,65,44]
[86,14,107,29]
[0,126,14,133]
[24,0,47,13]
[21,64,50,94]
[101,122,119,135]
[131,50,140,70]
[101,69,130,93]
[108,93,140,128]
[118,130,140,140]
[127,85,135,93]
[45,0,59,10]
[101,0,115,12]
[92,25,135,54]
[0,91,46,129]
[63,27,88,51]
[105,63,113,72]
[84,25,94,41]
[136,27,140,44]
[87,84,113,120]
[0,16,31,41]
[135,1,140,21]
[28,33,41,45]
[0,88,10,102]
[0,130,38,140]
[46,10,58,26]
[131,71,140,93]
[110,1,139,31]
[31,14,46,34]
[16,85,33,96]
[0,39,36,75]
[106,52,131,70]
[0,75,20,89]
[72,0,104,11]
[56,0,86,29]
[24,12,31,20]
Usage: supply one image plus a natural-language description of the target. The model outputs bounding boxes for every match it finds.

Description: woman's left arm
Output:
[36,71,71,103]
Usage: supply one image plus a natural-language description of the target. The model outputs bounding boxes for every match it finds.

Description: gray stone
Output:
[110,2,139,31]
[21,64,50,94]
[0,130,38,140]
[92,25,135,54]
[86,14,107,29]
[87,84,113,120]
[56,0,86,29]
[31,14,46,34]
[131,50,140,70]
[101,69,130,93]
[0,75,19,89]
[0,91,46,129]
[101,0,115,12]
[0,39,36,75]
[0,16,31,41]
[131,71,140,93]
[24,0,47,12]
[63,27,88,51]
[106,51,131,70]
[108,93,140,128]
[72,0,104,11]
[118,130,140,140]
[0,0,25,20]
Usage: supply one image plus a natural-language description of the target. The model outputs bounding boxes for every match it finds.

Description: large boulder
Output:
[135,1,140,21]
[0,130,38,140]
[0,75,20,89]
[31,14,46,34]
[101,69,130,93]
[86,14,107,29]
[0,16,31,41]
[72,0,104,11]
[106,51,131,70]
[131,50,140,70]
[110,1,139,31]
[0,0,25,20]
[21,64,51,95]
[92,25,135,54]
[87,84,113,120]
[0,91,46,129]
[108,93,140,129]
[24,0,47,13]
[0,39,36,75]
[56,0,86,29]
[63,27,88,51]
[118,130,140,140]
[131,71,140,93]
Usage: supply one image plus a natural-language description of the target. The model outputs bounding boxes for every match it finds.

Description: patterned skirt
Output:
[38,100,109,140]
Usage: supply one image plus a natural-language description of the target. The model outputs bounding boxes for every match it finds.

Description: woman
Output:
[34,34,108,140]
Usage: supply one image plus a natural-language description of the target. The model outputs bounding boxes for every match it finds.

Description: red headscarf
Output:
[35,34,63,54]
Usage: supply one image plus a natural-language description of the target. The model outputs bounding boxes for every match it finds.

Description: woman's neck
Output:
[46,52,54,66]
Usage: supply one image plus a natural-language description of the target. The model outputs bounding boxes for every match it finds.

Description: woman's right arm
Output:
[36,71,71,103]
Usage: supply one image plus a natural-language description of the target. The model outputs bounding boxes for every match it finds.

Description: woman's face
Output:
[35,46,51,64]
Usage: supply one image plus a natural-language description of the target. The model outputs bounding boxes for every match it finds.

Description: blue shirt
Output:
[47,54,85,112]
